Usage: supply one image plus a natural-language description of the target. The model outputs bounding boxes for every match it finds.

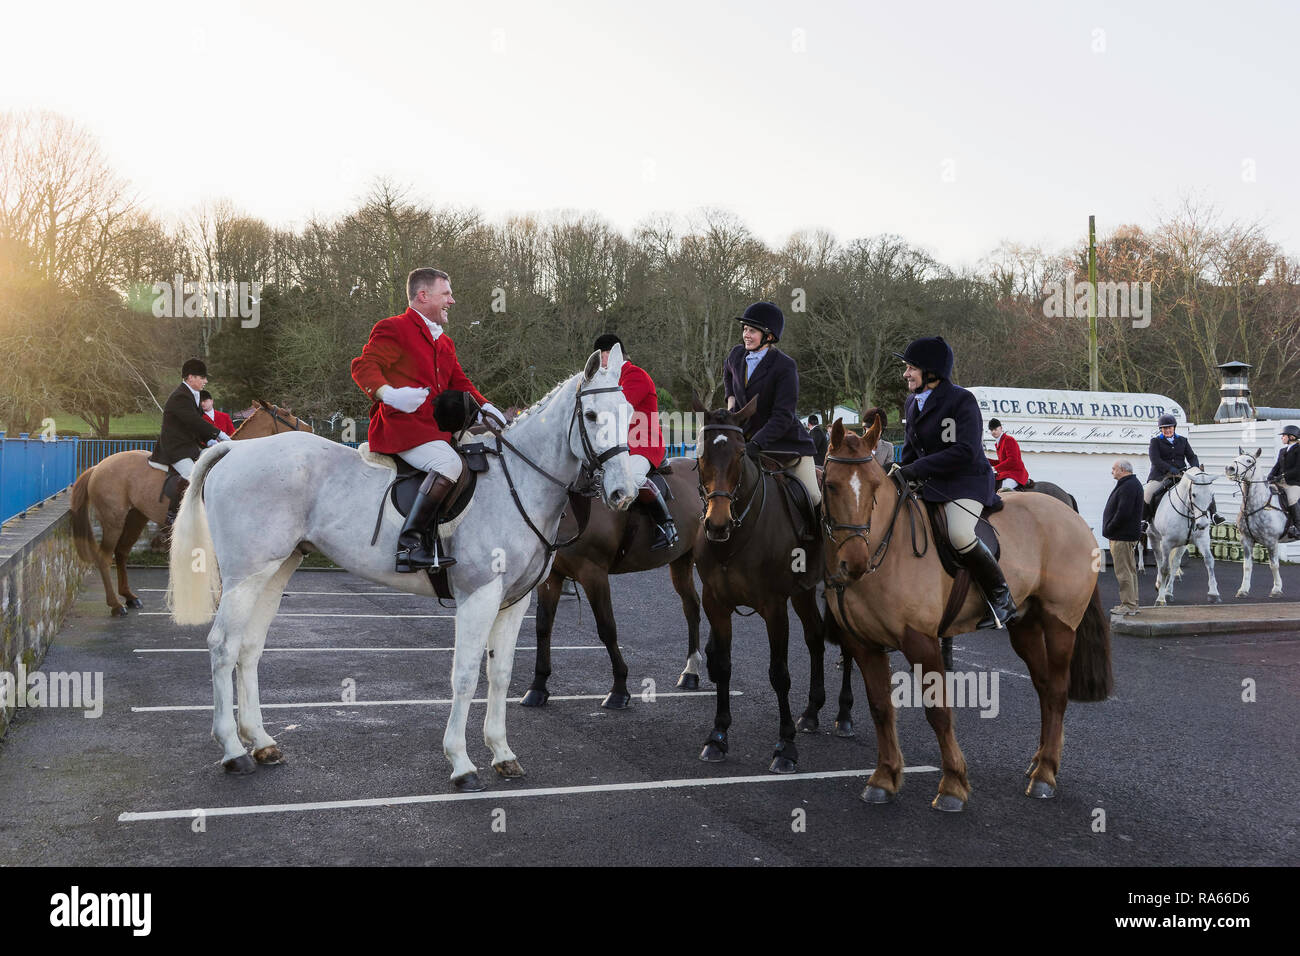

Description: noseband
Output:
[820,453,876,548]
[696,423,764,531]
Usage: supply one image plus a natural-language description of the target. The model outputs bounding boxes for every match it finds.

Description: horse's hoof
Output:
[519,688,549,708]
[1271,592,1283,599]
[795,715,818,734]
[110,606,129,618]
[699,743,726,763]
[1236,591,1248,598]
[453,771,485,792]
[252,745,284,765]
[124,597,144,609]
[1207,595,1221,604]
[1026,780,1056,799]
[861,785,897,804]
[676,672,700,690]
[834,718,855,738]
[493,759,525,779]
[600,690,631,710]
[769,755,797,774]
[222,754,256,775]
[931,793,966,813]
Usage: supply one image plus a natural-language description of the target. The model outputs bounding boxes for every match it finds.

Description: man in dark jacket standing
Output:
[807,414,829,467]
[723,302,820,520]
[149,358,228,532]
[1103,459,1144,615]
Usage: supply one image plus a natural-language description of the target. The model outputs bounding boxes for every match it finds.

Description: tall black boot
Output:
[155,478,189,548]
[960,540,1021,630]
[1286,501,1300,541]
[644,481,679,551]
[1208,497,1226,525]
[396,472,456,573]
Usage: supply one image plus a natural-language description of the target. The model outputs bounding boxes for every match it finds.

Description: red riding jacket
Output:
[990,432,1029,485]
[350,308,489,454]
[619,361,665,468]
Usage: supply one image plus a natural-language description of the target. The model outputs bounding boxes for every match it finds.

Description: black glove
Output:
[745,441,762,461]
[897,463,918,482]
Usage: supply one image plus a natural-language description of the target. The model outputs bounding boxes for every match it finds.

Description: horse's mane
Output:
[505,371,582,430]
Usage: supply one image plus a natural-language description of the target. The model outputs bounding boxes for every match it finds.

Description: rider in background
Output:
[351,267,506,572]
[200,390,236,437]
[149,358,228,533]
[1267,424,1300,540]
[895,336,1019,629]
[1143,413,1225,529]
[987,418,1029,490]
[593,332,677,550]
[722,301,821,534]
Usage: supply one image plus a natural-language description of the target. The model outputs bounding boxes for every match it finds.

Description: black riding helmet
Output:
[735,302,785,344]
[434,389,481,434]
[893,336,954,381]
[1282,425,1300,439]
[1158,413,1177,428]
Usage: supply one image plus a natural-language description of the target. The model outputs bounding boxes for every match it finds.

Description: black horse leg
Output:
[699,588,732,762]
[670,551,703,689]
[588,574,631,709]
[764,601,798,773]
[791,588,825,733]
[521,569,564,707]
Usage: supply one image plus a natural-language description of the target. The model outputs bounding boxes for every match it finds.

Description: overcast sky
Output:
[4,0,1296,267]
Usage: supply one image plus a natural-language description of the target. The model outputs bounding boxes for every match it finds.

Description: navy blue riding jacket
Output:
[1147,434,1200,482]
[899,380,997,506]
[1268,443,1300,484]
[722,345,816,457]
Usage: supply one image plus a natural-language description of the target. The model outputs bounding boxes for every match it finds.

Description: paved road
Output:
[0,560,1295,866]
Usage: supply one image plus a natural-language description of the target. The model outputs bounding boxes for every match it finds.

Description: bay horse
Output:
[692,397,854,775]
[69,401,312,617]
[521,459,704,709]
[167,350,640,790]
[821,413,1112,811]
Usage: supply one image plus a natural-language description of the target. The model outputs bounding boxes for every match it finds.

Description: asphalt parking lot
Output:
[0,560,1295,866]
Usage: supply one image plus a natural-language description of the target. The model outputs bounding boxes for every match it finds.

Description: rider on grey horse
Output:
[1268,424,1300,540]
[1143,413,1225,531]
[350,267,506,572]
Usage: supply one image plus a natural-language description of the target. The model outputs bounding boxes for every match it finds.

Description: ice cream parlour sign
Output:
[968,387,1187,446]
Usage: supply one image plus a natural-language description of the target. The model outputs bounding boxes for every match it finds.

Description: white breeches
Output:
[398,440,463,480]
[945,498,982,553]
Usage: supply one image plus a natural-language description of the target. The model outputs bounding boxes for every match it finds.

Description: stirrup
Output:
[650,521,679,551]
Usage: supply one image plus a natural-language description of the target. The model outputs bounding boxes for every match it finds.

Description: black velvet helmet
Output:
[1282,425,1300,439]
[893,336,954,380]
[434,389,481,434]
[735,302,785,343]
[593,333,625,356]
[181,358,208,378]
[1158,413,1178,427]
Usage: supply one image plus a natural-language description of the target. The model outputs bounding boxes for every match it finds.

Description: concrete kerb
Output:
[1110,602,1300,637]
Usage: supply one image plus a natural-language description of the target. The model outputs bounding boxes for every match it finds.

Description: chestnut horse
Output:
[521,459,704,709]
[69,401,312,616]
[692,397,854,775]
[821,412,1112,811]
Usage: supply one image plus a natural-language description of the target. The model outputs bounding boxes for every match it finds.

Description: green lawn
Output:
[53,412,162,437]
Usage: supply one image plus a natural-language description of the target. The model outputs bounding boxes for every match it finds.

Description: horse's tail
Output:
[69,467,98,564]
[167,444,231,626]
[1068,581,1114,702]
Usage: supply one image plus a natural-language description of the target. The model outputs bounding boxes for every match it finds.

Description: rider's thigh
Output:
[398,441,463,480]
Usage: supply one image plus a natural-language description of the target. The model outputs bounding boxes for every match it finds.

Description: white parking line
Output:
[137,588,411,596]
[137,612,536,619]
[132,691,739,713]
[133,646,609,654]
[117,765,941,822]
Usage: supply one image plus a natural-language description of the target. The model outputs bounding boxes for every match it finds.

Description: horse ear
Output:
[863,407,883,448]
[1239,446,1244,455]
[583,350,600,382]
[1255,447,1262,458]
[830,418,845,448]
[691,391,709,414]
[735,395,759,424]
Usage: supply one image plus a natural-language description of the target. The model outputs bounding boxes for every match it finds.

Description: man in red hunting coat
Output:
[351,268,505,572]
[593,333,677,550]
[987,418,1029,490]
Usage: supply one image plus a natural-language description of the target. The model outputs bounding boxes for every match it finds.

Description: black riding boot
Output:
[1287,501,1300,541]
[961,540,1021,630]
[644,482,679,551]
[1208,498,1226,525]
[395,472,456,573]
[156,478,190,546]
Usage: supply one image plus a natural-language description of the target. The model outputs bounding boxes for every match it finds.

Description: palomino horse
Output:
[1225,448,1288,598]
[692,397,855,775]
[69,401,312,616]
[1145,467,1221,606]
[821,414,1112,811]
[521,460,704,709]
[168,350,639,790]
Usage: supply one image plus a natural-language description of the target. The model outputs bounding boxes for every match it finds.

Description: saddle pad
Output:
[390,468,478,523]
[926,499,1001,578]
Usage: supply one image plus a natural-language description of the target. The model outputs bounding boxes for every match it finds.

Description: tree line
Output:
[2,110,1297,440]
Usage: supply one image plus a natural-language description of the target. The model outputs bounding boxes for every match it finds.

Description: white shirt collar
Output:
[205,409,215,421]
[185,382,201,406]
[412,306,444,341]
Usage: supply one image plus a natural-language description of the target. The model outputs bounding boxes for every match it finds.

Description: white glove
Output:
[217,431,232,442]
[479,402,506,427]
[206,439,219,447]
[379,385,429,414]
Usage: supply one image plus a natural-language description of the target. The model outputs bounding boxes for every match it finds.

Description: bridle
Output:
[263,404,306,434]
[696,423,765,535]
[820,452,876,550]
[1228,455,1285,532]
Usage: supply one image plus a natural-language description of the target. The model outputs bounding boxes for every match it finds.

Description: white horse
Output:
[167,348,639,791]
[1225,448,1288,598]
[1146,467,1221,606]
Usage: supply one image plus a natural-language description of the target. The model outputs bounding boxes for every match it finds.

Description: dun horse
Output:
[69,401,312,616]
[821,413,1112,811]
[692,398,855,774]
[522,461,704,709]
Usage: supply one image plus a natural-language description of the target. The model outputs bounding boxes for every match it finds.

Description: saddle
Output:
[610,465,677,571]
[761,452,819,545]
[925,497,1003,636]
[160,469,187,505]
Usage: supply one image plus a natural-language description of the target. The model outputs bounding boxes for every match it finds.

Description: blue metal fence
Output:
[0,434,80,524]
[76,439,156,472]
